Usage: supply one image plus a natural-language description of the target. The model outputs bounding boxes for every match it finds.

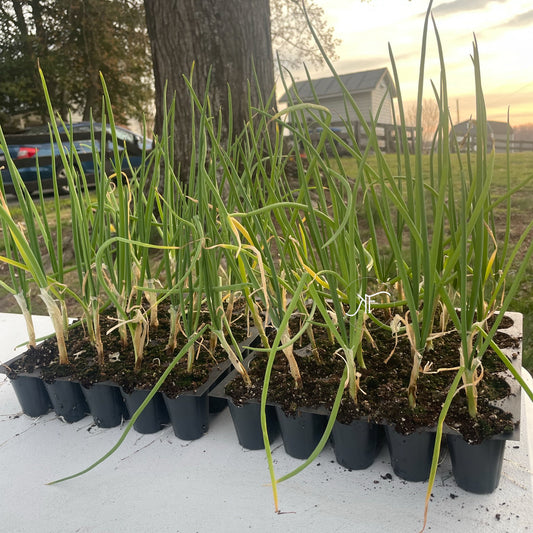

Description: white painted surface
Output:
[1,313,532,533]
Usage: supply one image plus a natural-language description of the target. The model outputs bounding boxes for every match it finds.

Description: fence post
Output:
[385,125,394,153]
[354,121,360,146]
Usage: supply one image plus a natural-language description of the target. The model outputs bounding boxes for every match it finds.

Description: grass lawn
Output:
[1,151,533,371]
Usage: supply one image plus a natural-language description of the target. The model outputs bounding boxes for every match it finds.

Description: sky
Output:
[283,0,533,126]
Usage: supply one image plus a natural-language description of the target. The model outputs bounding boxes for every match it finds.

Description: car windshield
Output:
[21,123,151,147]
[23,124,52,134]
[24,123,102,135]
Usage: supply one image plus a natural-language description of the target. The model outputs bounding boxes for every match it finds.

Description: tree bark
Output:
[144,0,275,180]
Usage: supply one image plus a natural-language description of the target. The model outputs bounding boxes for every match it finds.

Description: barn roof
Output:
[452,119,513,136]
[280,67,396,102]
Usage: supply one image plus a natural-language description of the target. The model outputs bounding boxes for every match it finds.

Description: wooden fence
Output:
[308,120,533,155]
[454,136,533,153]
[306,120,416,155]
[500,139,533,152]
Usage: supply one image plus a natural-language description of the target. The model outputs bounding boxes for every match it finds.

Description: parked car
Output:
[0,122,153,194]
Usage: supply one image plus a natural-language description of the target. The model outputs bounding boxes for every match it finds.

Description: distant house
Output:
[451,119,514,153]
[280,67,397,127]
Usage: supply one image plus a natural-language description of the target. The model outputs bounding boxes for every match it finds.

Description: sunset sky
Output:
[286,0,533,126]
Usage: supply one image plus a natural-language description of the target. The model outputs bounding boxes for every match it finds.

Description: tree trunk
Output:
[144,0,275,180]
[79,0,103,121]
[83,84,101,121]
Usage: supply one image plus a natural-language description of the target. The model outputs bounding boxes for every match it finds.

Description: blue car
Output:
[0,122,153,194]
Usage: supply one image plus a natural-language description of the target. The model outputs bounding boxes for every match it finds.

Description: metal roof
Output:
[452,119,513,136]
[280,67,396,102]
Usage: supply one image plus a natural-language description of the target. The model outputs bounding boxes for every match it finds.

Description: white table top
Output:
[1,312,532,533]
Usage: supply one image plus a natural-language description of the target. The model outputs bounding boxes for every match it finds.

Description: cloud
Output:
[429,0,508,17]
[491,9,533,30]
[334,56,390,73]
[451,87,533,124]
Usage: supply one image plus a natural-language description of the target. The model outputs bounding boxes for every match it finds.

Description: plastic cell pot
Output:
[44,380,89,423]
[331,419,383,470]
[384,425,436,482]
[82,383,129,428]
[9,375,52,417]
[161,352,248,440]
[120,388,169,434]
[447,434,506,494]
[227,399,280,450]
[275,407,328,460]
[163,393,209,441]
